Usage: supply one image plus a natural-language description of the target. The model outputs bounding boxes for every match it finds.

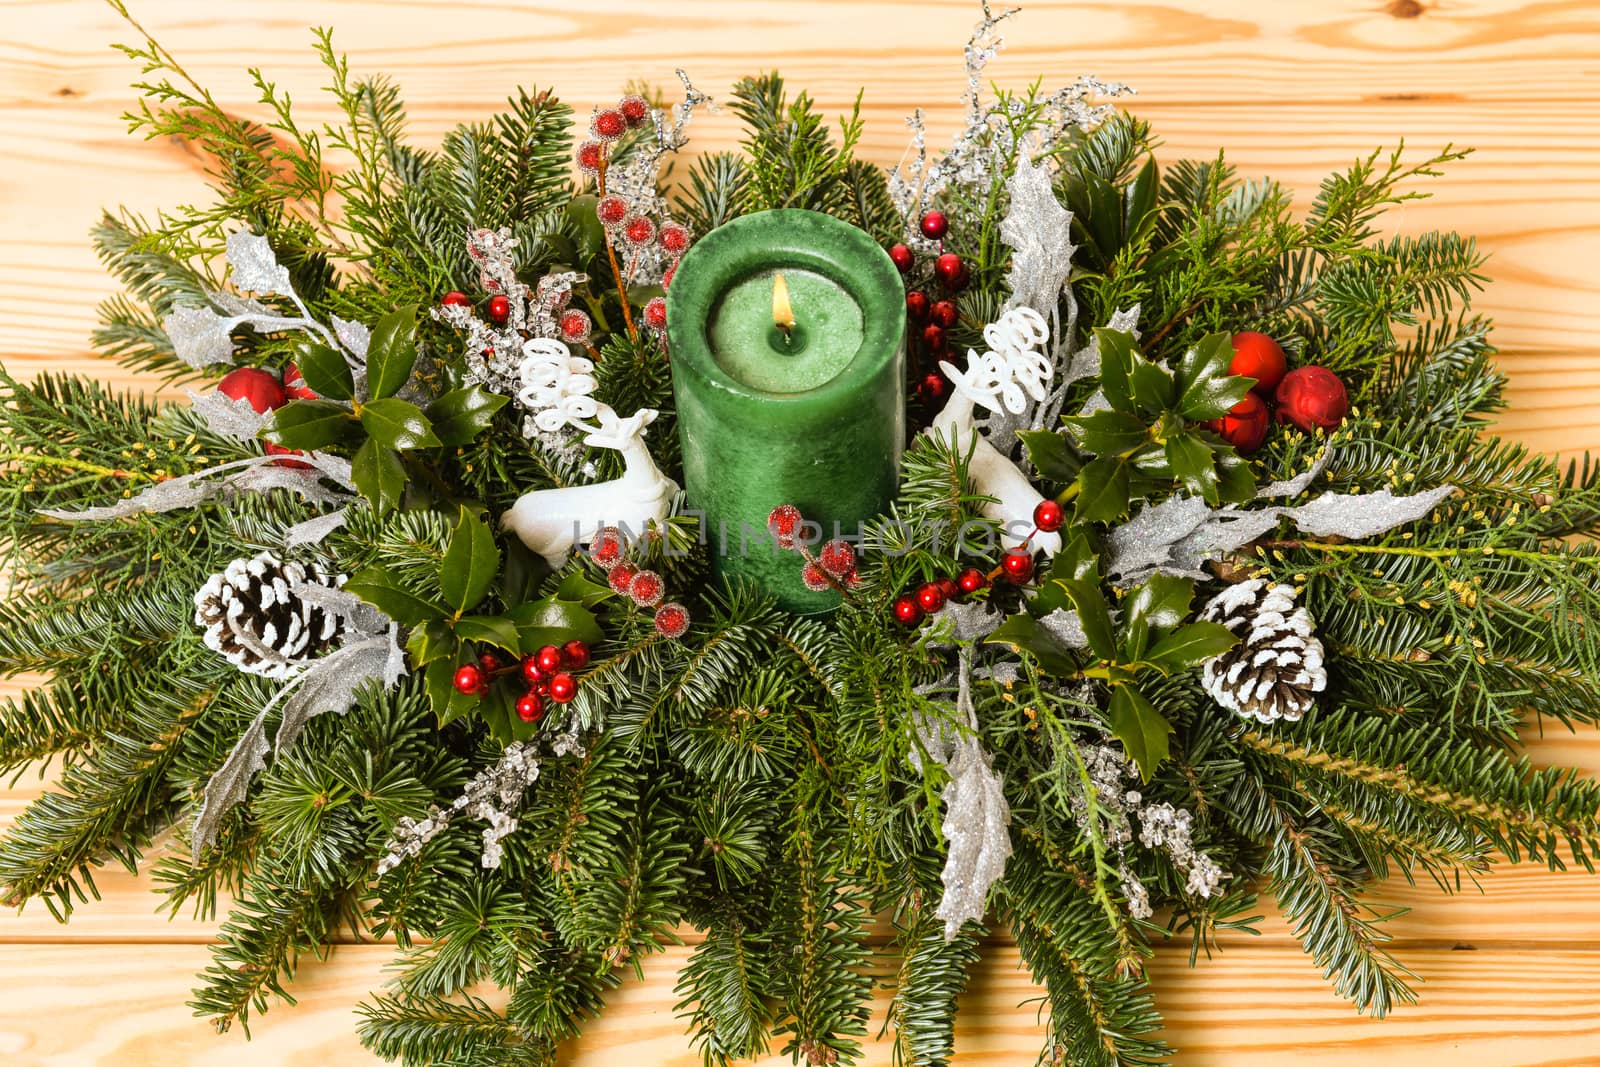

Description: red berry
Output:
[487,294,511,324]
[559,310,592,343]
[930,300,958,329]
[937,576,961,602]
[441,290,471,308]
[644,296,668,330]
[654,602,691,639]
[818,538,856,579]
[562,640,590,669]
[767,504,804,550]
[1032,499,1065,533]
[596,194,629,227]
[516,690,545,723]
[548,672,578,704]
[906,290,930,322]
[535,645,564,675]
[478,651,502,673]
[591,108,627,142]
[576,140,604,173]
[619,94,651,128]
[916,581,946,613]
[957,567,988,594]
[1230,332,1289,395]
[662,263,677,289]
[893,595,925,627]
[919,370,948,403]
[629,569,666,607]
[922,324,946,353]
[658,222,691,255]
[521,655,545,685]
[801,560,833,591]
[920,210,949,240]
[589,526,624,566]
[283,363,317,401]
[453,663,485,695]
[607,561,639,594]
[1001,549,1036,584]
[1207,392,1271,454]
[218,367,287,414]
[621,215,656,246]
[265,442,314,470]
[934,253,964,287]
[1275,365,1349,435]
[888,243,914,272]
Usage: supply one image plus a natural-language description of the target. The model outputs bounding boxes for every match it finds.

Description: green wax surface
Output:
[707,269,863,393]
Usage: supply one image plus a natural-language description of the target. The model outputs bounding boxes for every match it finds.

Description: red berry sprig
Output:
[888,499,1066,628]
[449,636,595,723]
[766,505,860,599]
[587,525,693,639]
[889,212,971,405]
[1203,332,1349,453]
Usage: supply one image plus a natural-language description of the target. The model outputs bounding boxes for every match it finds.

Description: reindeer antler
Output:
[578,405,659,450]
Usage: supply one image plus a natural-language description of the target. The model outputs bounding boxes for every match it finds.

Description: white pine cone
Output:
[1198,579,1326,724]
[193,551,346,679]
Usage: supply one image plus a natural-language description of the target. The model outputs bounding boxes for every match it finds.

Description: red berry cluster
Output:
[1206,332,1350,454]
[890,211,972,404]
[451,640,591,723]
[890,499,1064,627]
[588,525,691,638]
[766,504,861,598]
[218,366,317,468]
[443,264,592,345]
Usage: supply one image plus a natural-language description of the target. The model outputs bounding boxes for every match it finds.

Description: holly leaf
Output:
[985,613,1082,676]
[427,386,509,447]
[1175,333,1252,420]
[1017,429,1083,483]
[1064,409,1148,456]
[265,399,353,451]
[1109,683,1173,782]
[1129,358,1176,415]
[1094,328,1137,413]
[1217,451,1258,504]
[360,398,442,451]
[1057,578,1117,661]
[440,506,500,613]
[453,614,522,651]
[1121,573,1195,661]
[1073,456,1131,524]
[1030,529,1102,615]
[556,570,616,607]
[365,305,420,399]
[345,565,444,627]
[351,438,406,517]
[405,620,457,667]
[506,596,603,654]
[1145,621,1238,673]
[1123,157,1161,240]
[1164,432,1222,505]
[425,655,477,727]
[292,339,355,401]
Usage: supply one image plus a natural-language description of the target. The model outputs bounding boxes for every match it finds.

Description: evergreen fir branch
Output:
[359,991,538,1067]
[675,913,774,1067]
[675,151,749,239]
[393,878,544,999]
[884,915,981,1067]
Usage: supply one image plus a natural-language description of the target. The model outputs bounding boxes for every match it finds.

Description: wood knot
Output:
[1386,0,1424,16]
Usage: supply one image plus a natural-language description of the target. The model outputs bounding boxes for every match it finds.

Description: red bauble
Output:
[658,222,691,256]
[576,140,604,174]
[1275,365,1349,434]
[478,651,502,673]
[819,538,856,579]
[1001,549,1036,584]
[921,324,946,352]
[906,290,930,322]
[441,290,471,308]
[218,367,286,414]
[516,691,545,723]
[452,663,484,695]
[487,294,511,324]
[1229,332,1288,395]
[559,309,592,343]
[622,215,656,246]
[934,253,964,287]
[589,526,624,566]
[801,561,833,592]
[535,645,564,675]
[919,211,949,240]
[562,640,590,670]
[892,595,925,627]
[644,296,668,330]
[654,602,691,638]
[889,244,914,273]
[547,672,578,704]
[767,504,804,549]
[619,94,651,128]
[629,569,666,607]
[1032,499,1065,533]
[930,300,958,329]
[916,581,947,614]
[521,655,545,685]
[596,194,629,227]
[918,370,948,403]
[283,364,317,401]
[264,442,314,470]
[607,562,639,595]
[937,576,961,602]
[956,567,988,594]
[591,108,627,141]
[1207,392,1270,454]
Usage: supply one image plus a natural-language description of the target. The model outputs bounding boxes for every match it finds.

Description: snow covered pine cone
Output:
[193,551,346,679]
[1198,579,1327,724]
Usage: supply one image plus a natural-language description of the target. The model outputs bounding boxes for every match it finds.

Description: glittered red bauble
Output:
[906,290,930,322]
[516,691,545,723]
[562,640,590,670]
[535,645,564,675]
[453,663,484,695]
[921,324,946,352]
[654,602,691,638]
[591,109,627,142]
[560,309,592,343]
[658,222,692,256]
[596,194,629,227]
[889,244,914,273]
[622,215,656,246]
[1001,549,1036,584]
[576,140,603,174]
[619,94,651,128]
[919,370,948,403]
[893,595,925,627]
[1032,499,1065,533]
[219,367,287,414]
[957,567,987,594]
[487,294,511,324]
[920,211,949,239]
[937,576,961,602]
[629,569,666,607]
[819,538,856,579]
[521,655,545,685]
[916,581,946,613]
[283,364,317,401]
[1207,392,1270,454]
[767,504,804,550]
[644,297,668,329]
[934,253,964,287]
[1229,332,1288,395]
[1275,365,1349,434]
[930,300,958,329]
[801,561,833,592]
[590,526,624,566]
[548,672,578,704]
[441,290,471,308]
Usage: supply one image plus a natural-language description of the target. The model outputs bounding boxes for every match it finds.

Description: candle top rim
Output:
[665,208,905,404]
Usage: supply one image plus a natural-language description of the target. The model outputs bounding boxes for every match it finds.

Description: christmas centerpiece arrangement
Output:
[4,5,1599,1064]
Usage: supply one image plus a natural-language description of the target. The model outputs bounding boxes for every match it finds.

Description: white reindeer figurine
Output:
[501,406,679,568]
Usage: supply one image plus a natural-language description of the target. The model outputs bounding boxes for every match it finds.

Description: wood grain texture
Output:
[2,1,1599,1063]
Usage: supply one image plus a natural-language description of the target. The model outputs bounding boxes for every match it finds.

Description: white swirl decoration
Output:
[953,306,1052,415]
[516,337,599,432]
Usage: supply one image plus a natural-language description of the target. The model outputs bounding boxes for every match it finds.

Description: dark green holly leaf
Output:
[351,438,406,516]
[1057,578,1117,661]
[1029,531,1100,617]
[1174,333,1253,420]
[365,305,420,400]
[1216,452,1259,504]
[360,398,442,451]
[345,565,444,627]
[425,655,478,728]
[440,506,500,613]
[556,570,615,607]
[1082,171,1123,258]
[1129,358,1176,415]
[566,195,606,259]
[1164,432,1221,505]
[1065,409,1149,456]
[265,399,353,451]
[500,540,551,609]
[985,613,1082,676]
[291,339,355,401]
[1145,620,1237,673]
[1073,456,1131,524]
[453,614,521,651]
[1109,683,1173,782]
[1095,329,1137,413]
[405,619,456,667]
[1123,156,1160,239]
[505,596,603,654]
[1120,573,1194,661]
[1017,429,1083,483]
[427,385,510,447]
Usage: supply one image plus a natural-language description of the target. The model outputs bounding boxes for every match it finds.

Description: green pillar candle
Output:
[667,208,906,612]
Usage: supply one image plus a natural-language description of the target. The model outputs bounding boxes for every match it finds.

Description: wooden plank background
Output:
[2,1,1599,1063]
